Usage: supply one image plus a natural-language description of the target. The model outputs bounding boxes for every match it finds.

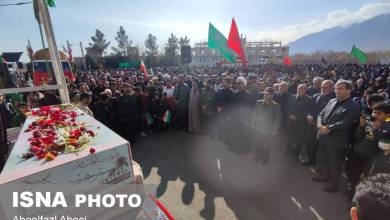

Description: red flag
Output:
[140,60,148,78]
[284,56,292,65]
[227,18,247,66]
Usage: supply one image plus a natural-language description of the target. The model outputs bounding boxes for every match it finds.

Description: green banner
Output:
[351,45,368,64]
[118,60,141,68]
[208,23,237,63]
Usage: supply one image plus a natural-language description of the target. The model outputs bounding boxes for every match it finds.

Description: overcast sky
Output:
[1,0,389,61]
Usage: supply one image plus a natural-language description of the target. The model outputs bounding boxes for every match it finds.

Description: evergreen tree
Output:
[145,34,158,67]
[112,26,132,56]
[89,29,110,57]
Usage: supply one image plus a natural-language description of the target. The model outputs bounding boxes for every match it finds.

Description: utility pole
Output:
[37,0,70,103]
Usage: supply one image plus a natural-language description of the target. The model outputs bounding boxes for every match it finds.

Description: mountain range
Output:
[288,13,390,54]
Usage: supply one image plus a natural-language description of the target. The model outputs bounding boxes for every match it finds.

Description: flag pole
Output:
[27,39,32,62]
[37,0,70,104]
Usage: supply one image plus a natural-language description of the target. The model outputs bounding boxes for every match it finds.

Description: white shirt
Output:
[163,86,175,98]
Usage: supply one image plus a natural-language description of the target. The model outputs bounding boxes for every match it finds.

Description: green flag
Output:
[47,0,56,7]
[208,23,237,63]
[351,45,368,64]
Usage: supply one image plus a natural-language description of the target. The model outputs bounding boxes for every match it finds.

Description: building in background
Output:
[192,38,289,66]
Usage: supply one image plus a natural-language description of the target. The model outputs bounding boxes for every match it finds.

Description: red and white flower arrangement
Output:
[21,105,96,161]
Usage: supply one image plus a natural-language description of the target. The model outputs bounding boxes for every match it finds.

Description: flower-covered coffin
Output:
[0,105,134,185]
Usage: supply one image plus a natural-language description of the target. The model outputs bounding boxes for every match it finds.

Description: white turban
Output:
[103,89,112,96]
[236,76,247,87]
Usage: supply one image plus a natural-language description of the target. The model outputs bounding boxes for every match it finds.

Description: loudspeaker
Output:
[181,45,192,64]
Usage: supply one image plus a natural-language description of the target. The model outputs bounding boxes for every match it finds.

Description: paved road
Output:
[132,130,351,220]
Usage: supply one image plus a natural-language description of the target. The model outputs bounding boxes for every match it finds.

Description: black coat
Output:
[0,102,16,128]
[274,92,291,122]
[150,98,168,118]
[116,94,141,122]
[307,86,320,97]
[94,99,115,129]
[311,92,336,118]
[286,95,314,123]
[231,89,256,124]
[317,98,360,149]
[216,87,233,112]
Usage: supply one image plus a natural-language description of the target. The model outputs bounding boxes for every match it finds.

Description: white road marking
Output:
[310,206,325,220]
[217,158,222,179]
[290,196,302,210]
[310,168,317,174]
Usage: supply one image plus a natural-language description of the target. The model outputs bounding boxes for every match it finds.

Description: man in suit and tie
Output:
[313,80,360,193]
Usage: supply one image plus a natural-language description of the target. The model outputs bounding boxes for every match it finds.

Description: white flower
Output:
[54,137,65,146]
[57,128,69,138]
[78,133,91,145]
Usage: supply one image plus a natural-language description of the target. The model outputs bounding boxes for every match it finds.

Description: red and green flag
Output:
[208,23,237,63]
[227,18,247,67]
[351,45,368,64]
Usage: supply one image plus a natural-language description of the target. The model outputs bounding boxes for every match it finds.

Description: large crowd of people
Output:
[0,63,390,218]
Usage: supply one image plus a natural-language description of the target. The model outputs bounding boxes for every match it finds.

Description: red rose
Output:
[70,129,82,138]
[30,146,41,153]
[30,139,43,147]
[41,136,54,145]
[37,153,45,159]
[69,111,78,118]
[33,131,41,138]
[40,106,50,111]
[87,130,95,137]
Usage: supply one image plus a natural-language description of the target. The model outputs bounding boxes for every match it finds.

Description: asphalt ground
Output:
[132,129,351,220]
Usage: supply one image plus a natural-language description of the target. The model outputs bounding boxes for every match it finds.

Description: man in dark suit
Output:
[173,75,190,130]
[313,80,360,193]
[117,84,141,144]
[306,80,335,165]
[0,93,16,128]
[216,77,234,141]
[274,82,291,150]
[286,84,314,159]
[307,77,323,97]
